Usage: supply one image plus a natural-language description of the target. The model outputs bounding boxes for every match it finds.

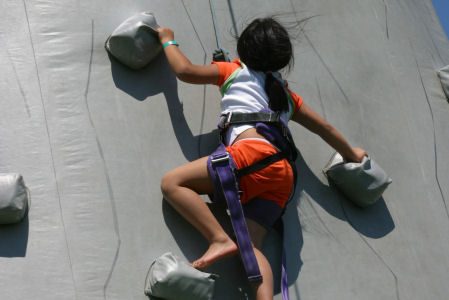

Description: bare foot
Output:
[192,238,238,269]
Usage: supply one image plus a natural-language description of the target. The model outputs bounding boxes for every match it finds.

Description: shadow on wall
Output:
[110,53,255,298]
[109,52,219,162]
[163,200,256,300]
[279,150,395,295]
[295,150,395,239]
[0,216,29,257]
[109,54,395,298]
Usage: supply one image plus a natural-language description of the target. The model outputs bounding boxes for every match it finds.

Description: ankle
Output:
[210,233,232,244]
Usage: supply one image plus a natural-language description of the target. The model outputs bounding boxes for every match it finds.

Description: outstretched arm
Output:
[292,103,367,163]
[157,27,219,84]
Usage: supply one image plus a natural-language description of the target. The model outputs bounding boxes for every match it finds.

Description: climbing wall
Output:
[0,0,448,299]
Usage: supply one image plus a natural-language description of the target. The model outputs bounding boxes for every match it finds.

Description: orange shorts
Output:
[226,138,294,208]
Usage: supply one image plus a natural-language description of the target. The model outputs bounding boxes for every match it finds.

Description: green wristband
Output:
[162,40,179,49]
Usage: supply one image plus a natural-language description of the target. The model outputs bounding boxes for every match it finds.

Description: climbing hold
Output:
[323,152,392,207]
[144,252,217,300]
[0,174,30,225]
[105,12,162,70]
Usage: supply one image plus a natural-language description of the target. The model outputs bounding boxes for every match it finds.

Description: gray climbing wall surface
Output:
[1,0,449,299]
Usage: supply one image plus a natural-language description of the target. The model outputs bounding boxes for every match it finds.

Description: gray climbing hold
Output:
[144,252,217,300]
[323,153,392,207]
[105,12,162,70]
[0,174,30,225]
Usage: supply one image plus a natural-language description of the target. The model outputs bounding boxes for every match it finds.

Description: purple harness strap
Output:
[207,144,291,300]
[207,144,263,283]
[279,220,289,300]
[282,254,288,300]
[209,123,295,299]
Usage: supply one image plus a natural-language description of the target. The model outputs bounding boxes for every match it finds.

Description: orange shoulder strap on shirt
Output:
[212,59,242,86]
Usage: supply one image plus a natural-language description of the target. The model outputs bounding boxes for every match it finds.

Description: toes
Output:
[192,259,206,269]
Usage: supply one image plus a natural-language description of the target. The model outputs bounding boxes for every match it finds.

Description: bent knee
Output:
[160,171,180,198]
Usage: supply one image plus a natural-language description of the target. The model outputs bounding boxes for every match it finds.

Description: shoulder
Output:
[211,59,242,86]
[286,87,304,114]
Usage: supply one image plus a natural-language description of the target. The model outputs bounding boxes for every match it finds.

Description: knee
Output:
[160,170,179,199]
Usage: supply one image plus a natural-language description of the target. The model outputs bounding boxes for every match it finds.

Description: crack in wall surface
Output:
[226,0,239,37]
[410,42,449,220]
[301,195,340,243]
[82,20,122,300]
[382,0,390,39]
[339,201,400,300]
[423,0,447,65]
[303,31,350,105]
[315,77,327,120]
[180,0,209,158]
[22,0,78,298]
[289,0,398,297]
[423,23,444,66]
[286,0,350,105]
[1,36,31,117]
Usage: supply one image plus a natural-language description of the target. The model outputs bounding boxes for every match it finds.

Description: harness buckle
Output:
[218,111,233,130]
[226,111,233,124]
[271,111,281,122]
[211,152,230,164]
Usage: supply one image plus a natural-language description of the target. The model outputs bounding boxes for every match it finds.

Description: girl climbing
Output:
[158,17,366,300]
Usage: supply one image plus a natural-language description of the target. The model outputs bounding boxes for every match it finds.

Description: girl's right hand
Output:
[157,27,175,44]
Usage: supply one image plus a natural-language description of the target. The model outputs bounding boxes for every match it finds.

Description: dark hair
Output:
[237,17,293,111]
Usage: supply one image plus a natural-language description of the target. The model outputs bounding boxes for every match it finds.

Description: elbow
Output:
[174,64,192,82]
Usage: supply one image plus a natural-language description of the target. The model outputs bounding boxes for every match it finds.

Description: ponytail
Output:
[265,72,289,112]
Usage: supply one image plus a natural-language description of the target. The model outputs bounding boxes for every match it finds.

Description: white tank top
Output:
[220,66,292,145]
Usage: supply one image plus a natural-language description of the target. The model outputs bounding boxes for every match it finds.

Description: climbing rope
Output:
[209,0,231,62]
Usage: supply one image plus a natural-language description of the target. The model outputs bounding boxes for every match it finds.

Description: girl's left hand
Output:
[345,147,367,163]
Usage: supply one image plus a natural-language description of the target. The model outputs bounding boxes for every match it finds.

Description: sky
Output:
[432,0,449,39]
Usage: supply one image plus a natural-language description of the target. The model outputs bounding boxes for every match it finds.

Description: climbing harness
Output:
[206,1,296,296]
[208,112,297,298]
[207,66,297,299]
